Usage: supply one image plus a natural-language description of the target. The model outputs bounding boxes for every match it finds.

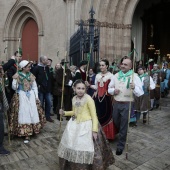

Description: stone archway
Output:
[3,0,44,59]
[74,0,141,62]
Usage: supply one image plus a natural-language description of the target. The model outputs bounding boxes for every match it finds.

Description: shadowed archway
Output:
[3,0,43,59]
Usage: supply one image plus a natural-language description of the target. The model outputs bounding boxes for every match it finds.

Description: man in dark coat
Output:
[5,51,22,103]
[32,56,54,122]
[55,59,73,120]
[74,60,88,82]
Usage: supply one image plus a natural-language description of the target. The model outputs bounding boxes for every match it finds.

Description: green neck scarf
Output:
[50,67,53,73]
[118,70,133,82]
[18,71,31,82]
[152,69,160,74]
[118,70,133,89]
[139,73,147,81]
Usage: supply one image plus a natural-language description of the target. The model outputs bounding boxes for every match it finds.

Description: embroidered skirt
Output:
[95,95,116,140]
[8,93,46,137]
[150,87,160,100]
[134,94,150,112]
[58,119,115,170]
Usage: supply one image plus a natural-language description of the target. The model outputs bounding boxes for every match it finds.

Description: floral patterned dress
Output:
[8,71,46,137]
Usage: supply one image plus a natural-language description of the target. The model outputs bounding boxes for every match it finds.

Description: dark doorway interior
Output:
[141,0,170,63]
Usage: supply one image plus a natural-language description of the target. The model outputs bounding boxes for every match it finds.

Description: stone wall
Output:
[0,0,141,66]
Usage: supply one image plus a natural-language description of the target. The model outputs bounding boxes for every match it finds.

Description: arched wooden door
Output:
[22,19,38,62]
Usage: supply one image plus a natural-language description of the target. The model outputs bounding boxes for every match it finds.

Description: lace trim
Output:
[72,94,89,107]
[58,143,94,164]
[95,72,113,84]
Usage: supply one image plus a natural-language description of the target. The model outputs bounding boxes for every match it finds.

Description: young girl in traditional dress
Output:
[9,60,46,143]
[58,79,114,170]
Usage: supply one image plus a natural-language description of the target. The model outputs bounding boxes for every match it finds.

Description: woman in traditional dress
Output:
[86,59,116,140]
[58,80,114,170]
[9,60,46,143]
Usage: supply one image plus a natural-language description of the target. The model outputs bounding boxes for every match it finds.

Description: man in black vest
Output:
[55,59,73,120]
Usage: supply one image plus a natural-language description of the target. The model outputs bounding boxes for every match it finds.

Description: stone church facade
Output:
[0,0,149,65]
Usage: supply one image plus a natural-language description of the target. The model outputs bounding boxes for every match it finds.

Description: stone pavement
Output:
[0,96,170,170]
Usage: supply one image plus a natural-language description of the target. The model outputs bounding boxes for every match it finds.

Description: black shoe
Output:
[130,122,137,127]
[116,148,123,156]
[46,117,54,123]
[150,107,153,111]
[0,147,10,155]
[66,117,70,121]
[161,92,165,98]
[156,104,159,109]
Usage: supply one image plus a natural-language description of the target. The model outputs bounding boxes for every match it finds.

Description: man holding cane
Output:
[108,57,143,156]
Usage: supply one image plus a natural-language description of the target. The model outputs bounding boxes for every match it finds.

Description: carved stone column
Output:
[66,0,76,51]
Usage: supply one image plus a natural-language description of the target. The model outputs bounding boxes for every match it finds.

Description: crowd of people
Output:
[0,51,170,169]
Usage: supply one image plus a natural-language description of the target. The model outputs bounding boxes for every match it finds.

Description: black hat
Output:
[137,66,145,71]
[48,58,53,62]
[60,59,69,65]
[164,62,168,66]
[79,60,88,67]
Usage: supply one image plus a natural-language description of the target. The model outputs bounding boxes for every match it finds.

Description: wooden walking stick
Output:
[3,40,11,145]
[86,43,92,81]
[14,38,20,101]
[58,51,67,140]
[16,38,21,74]
[126,37,136,160]
[156,52,162,110]
[148,66,151,124]
[4,40,8,61]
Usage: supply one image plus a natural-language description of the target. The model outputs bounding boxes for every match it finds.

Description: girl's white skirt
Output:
[58,119,94,164]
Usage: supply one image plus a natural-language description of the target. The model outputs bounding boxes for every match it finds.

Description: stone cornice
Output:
[75,20,132,29]
[3,37,21,41]
[63,0,76,2]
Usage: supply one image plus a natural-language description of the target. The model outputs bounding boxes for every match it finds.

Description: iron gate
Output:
[69,7,100,67]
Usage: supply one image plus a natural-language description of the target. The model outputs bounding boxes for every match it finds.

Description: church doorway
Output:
[22,19,38,62]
